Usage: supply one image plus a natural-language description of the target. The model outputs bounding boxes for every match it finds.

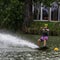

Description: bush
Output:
[28,21,60,36]
[0,0,24,31]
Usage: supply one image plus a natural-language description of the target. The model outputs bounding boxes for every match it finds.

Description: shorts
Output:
[40,36,48,41]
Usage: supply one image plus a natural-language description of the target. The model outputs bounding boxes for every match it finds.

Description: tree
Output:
[23,0,32,29]
[0,0,24,31]
[34,0,55,6]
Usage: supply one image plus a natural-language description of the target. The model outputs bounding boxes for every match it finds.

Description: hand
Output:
[46,29,49,31]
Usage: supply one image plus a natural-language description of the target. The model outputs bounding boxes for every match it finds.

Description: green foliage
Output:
[0,0,24,31]
[34,0,57,6]
[26,21,60,36]
[43,0,54,6]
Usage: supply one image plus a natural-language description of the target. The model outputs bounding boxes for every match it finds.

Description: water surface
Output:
[0,31,60,60]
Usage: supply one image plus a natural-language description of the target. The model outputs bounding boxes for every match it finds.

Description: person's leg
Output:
[43,36,48,46]
[37,36,44,46]
[43,40,47,46]
[37,39,41,46]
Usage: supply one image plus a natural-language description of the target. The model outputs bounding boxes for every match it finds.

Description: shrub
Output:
[28,21,60,36]
[0,0,24,31]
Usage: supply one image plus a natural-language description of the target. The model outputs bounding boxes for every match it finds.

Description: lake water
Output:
[0,31,60,60]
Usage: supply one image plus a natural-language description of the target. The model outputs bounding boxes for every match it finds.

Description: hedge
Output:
[25,21,60,36]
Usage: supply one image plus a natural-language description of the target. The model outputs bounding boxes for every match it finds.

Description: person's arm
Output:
[46,29,49,31]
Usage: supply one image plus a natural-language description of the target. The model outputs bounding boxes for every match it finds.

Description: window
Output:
[51,2,58,21]
[33,2,59,21]
[42,7,49,20]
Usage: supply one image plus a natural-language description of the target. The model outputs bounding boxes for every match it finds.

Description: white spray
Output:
[0,33,39,48]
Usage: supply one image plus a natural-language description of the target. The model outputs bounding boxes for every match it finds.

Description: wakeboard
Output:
[36,46,49,50]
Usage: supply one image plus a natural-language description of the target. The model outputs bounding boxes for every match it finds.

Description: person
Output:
[37,24,49,47]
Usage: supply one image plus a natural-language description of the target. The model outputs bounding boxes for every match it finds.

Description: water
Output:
[0,32,60,60]
[0,33,39,48]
